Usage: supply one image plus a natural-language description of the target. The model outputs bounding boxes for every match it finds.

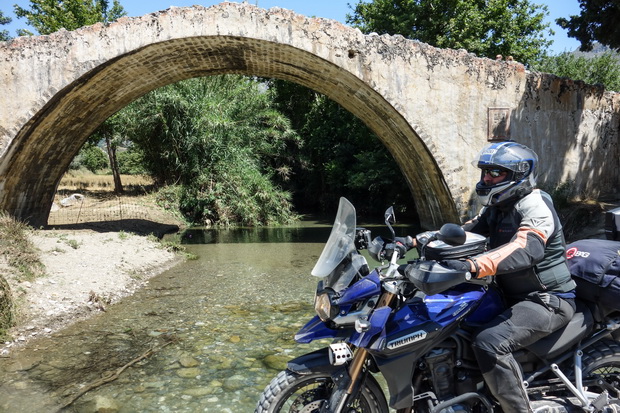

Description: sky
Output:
[3,0,582,54]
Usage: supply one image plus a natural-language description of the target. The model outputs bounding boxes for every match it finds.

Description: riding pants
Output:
[472,293,575,413]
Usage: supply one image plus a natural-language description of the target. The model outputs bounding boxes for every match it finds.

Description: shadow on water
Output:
[179,218,419,246]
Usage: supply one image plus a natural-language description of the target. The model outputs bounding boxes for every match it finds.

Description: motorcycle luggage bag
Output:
[424,232,487,261]
[566,239,620,311]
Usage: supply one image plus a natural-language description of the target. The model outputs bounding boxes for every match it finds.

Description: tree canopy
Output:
[14,0,125,35]
[556,0,620,52]
[268,80,416,218]
[346,0,553,65]
[0,11,10,41]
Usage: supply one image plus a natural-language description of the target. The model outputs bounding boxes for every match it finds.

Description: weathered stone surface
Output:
[0,3,617,228]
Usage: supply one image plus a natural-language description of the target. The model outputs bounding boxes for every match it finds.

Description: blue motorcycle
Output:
[255,197,620,413]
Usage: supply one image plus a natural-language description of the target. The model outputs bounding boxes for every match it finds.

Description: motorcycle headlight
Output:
[314,292,339,322]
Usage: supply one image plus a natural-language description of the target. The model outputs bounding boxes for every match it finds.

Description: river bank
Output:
[1,229,183,354]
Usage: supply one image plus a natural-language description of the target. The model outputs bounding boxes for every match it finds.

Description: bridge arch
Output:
[1,3,618,228]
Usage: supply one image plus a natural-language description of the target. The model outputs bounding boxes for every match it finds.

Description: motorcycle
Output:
[254,197,620,413]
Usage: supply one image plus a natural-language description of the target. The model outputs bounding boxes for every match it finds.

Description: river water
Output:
[0,220,415,412]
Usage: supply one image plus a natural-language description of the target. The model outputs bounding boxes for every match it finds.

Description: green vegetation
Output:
[346,0,553,65]
[556,0,620,52]
[124,76,301,226]
[533,51,620,92]
[269,80,415,217]
[0,275,11,341]
[14,0,126,36]
[73,143,109,173]
[0,10,11,41]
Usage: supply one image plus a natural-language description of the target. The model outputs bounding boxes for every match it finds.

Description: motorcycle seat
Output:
[525,299,594,360]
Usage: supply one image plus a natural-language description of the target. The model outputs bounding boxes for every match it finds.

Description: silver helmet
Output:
[474,141,538,206]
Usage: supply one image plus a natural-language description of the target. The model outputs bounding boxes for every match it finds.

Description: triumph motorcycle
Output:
[254,197,620,413]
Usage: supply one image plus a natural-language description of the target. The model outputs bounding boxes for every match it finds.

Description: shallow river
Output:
[0,220,415,412]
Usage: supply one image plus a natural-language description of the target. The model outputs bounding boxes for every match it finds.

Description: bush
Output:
[155,185,182,211]
[78,144,109,173]
[179,169,298,226]
[0,211,45,281]
[117,149,147,175]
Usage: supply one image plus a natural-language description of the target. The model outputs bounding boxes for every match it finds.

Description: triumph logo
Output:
[387,330,427,349]
[566,247,590,259]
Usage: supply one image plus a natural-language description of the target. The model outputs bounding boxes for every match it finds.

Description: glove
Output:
[441,260,472,273]
[385,242,407,259]
[394,236,415,251]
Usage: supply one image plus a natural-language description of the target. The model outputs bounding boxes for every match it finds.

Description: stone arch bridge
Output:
[0,2,618,229]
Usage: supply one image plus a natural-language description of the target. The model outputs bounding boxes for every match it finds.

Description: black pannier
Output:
[566,239,620,311]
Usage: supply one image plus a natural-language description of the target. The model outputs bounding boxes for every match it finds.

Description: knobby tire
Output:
[254,369,388,413]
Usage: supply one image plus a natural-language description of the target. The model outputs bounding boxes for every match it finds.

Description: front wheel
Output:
[255,370,388,413]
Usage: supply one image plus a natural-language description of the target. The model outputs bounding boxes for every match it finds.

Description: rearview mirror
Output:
[436,223,466,246]
[384,206,395,225]
[384,206,396,239]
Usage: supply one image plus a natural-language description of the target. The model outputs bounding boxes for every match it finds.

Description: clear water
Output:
[0,220,417,412]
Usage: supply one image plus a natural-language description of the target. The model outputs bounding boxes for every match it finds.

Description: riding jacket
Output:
[463,189,576,299]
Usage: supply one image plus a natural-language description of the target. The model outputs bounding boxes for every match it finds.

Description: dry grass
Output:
[57,171,154,193]
[49,172,185,232]
[0,212,46,339]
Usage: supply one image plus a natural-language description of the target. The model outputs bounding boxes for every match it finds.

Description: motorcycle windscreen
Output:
[311,197,357,277]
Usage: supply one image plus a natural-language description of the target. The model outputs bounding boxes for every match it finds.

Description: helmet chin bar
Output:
[476,179,518,206]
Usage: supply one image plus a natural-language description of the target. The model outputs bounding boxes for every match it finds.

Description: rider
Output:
[441,141,576,413]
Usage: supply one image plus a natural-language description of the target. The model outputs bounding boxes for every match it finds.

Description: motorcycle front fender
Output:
[295,315,350,343]
[287,347,341,375]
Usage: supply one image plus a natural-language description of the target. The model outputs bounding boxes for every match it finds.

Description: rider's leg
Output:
[471,295,575,413]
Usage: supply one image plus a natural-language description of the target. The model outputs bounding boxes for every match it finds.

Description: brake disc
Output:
[299,400,324,413]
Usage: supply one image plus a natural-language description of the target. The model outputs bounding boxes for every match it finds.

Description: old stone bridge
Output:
[0,2,618,229]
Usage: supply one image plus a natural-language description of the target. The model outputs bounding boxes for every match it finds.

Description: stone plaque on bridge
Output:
[488,108,511,141]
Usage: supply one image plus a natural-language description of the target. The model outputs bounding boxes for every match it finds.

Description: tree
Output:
[125,75,301,226]
[97,120,124,193]
[557,0,620,52]
[0,10,11,41]
[14,0,125,35]
[346,0,553,65]
[533,51,620,91]
[269,80,416,218]
[78,143,109,173]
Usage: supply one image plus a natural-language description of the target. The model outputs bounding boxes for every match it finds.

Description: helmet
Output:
[473,141,538,206]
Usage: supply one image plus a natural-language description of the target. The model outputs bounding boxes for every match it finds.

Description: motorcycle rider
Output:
[441,141,576,413]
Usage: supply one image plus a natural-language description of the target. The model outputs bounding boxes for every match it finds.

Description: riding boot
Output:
[477,348,533,413]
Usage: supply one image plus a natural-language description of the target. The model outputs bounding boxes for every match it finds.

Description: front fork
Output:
[323,290,397,412]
